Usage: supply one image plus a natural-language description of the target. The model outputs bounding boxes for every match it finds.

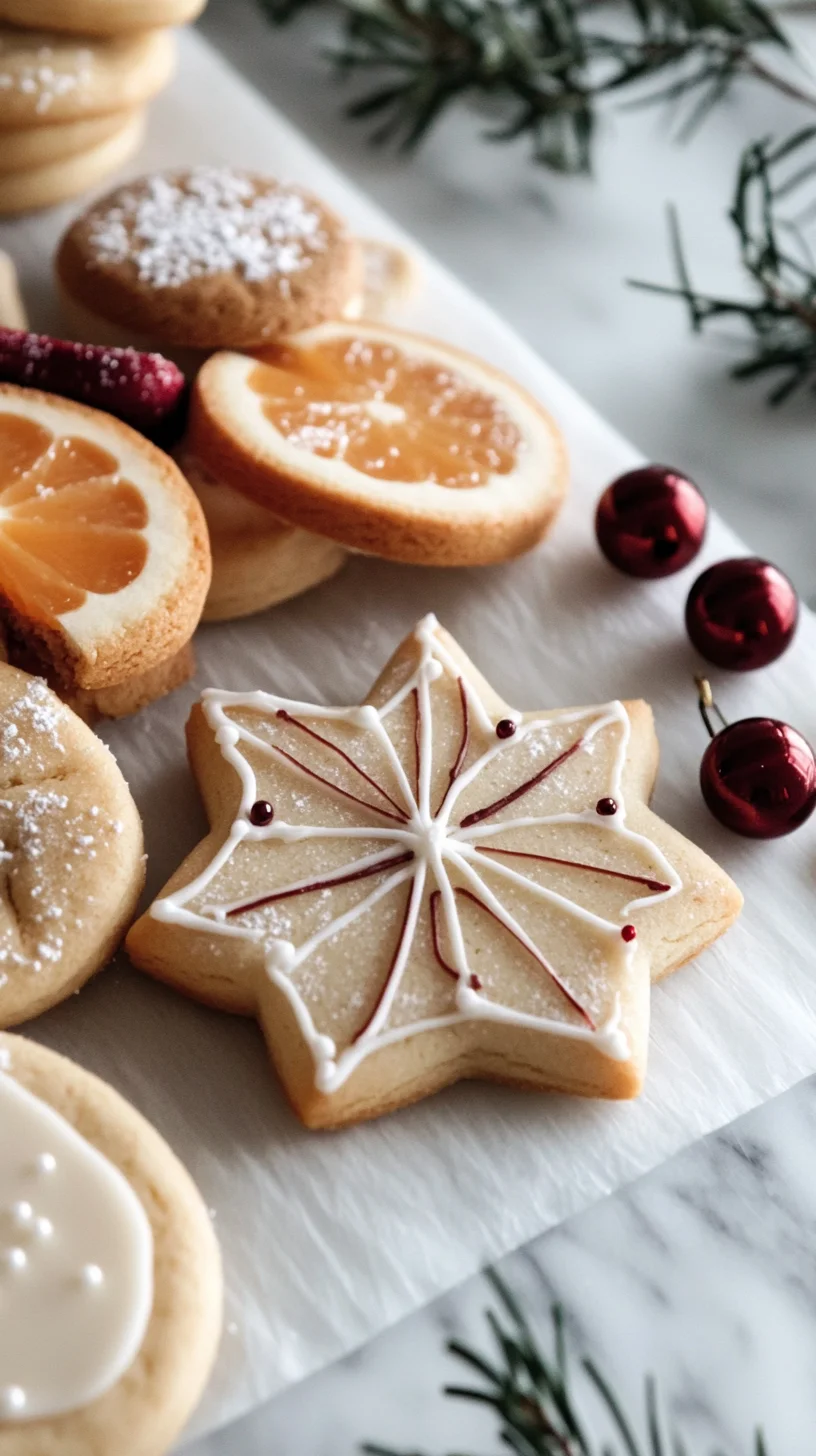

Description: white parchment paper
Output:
[1,31,815,1443]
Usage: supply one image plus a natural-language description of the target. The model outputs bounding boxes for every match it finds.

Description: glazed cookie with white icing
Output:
[0,662,143,1028]
[126,617,742,1129]
[0,1033,222,1454]
[0,27,174,129]
[56,167,362,353]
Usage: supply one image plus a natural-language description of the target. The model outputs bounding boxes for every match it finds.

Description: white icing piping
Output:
[152,613,682,1092]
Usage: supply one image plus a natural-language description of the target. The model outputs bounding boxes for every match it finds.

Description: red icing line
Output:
[460,737,584,830]
[412,686,421,800]
[452,886,596,1029]
[449,677,470,786]
[226,850,414,918]
[434,675,470,817]
[474,845,670,894]
[352,880,416,1043]
[430,889,483,990]
[429,889,458,980]
[429,886,594,1028]
[267,740,407,823]
[276,708,406,818]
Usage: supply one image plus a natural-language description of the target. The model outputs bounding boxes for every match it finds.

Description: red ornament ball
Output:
[595,465,707,579]
[701,718,816,838]
[249,799,275,827]
[686,557,798,671]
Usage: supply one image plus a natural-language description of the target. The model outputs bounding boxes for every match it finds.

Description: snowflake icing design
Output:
[153,617,681,1094]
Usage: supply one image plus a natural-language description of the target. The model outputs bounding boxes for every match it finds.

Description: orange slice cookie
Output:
[56,168,362,353]
[188,322,569,566]
[0,384,210,704]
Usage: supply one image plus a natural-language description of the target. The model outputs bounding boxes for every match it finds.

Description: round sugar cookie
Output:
[0,109,139,176]
[0,114,145,217]
[0,0,204,35]
[0,383,210,696]
[0,663,143,1029]
[0,1033,222,1453]
[180,451,348,621]
[188,320,569,567]
[56,167,362,351]
[0,27,174,129]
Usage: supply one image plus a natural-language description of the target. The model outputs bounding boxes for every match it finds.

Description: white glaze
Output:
[153,615,681,1092]
[0,1070,154,1424]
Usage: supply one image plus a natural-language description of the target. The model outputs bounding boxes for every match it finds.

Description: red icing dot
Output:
[596,797,618,816]
[249,800,275,827]
[469,973,483,991]
[495,719,517,740]
[621,924,637,942]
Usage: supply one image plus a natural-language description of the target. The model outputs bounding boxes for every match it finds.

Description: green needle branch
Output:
[361,1272,769,1456]
[255,0,816,172]
[631,126,816,402]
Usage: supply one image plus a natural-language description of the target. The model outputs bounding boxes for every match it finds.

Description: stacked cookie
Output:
[0,0,204,216]
[55,165,568,620]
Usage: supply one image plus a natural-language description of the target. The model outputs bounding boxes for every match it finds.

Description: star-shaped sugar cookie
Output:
[126,617,742,1128]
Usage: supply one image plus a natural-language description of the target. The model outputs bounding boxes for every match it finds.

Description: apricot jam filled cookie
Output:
[0,385,209,715]
[188,322,568,566]
[126,617,742,1128]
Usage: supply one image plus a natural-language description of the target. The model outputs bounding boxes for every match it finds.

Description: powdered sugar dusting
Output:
[0,681,65,776]
[87,168,328,289]
[0,40,93,116]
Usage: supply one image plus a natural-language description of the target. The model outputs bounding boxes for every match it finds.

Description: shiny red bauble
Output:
[595,465,707,578]
[701,717,816,838]
[686,557,798,671]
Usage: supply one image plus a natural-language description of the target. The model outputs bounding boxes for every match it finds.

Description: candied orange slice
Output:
[190,322,568,567]
[0,385,210,691]
[248,335,521,488]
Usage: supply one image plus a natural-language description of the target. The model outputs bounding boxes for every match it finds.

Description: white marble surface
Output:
[181,2,816,1450]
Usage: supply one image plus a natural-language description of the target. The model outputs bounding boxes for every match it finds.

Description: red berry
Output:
[686,557,798,671]
[0,327,186,440]
[621,924,637,942]
[595,465,707,579]
[701,717,816,838]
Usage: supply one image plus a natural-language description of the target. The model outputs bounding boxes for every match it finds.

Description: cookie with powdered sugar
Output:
[0,26,174,129]
[56,167,363,352]
[0,663,143,1029]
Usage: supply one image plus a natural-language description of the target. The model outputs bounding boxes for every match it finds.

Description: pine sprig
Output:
[361,1271,769,1456]
[255,0,815,172]
[631,126,816,402]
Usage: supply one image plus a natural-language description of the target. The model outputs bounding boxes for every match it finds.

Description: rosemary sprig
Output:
[362,1271,769,1456]
[631,127,816,402]
[256,0,814,172]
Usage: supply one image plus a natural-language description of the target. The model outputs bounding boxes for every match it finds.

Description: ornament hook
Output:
[695,676,728,739]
